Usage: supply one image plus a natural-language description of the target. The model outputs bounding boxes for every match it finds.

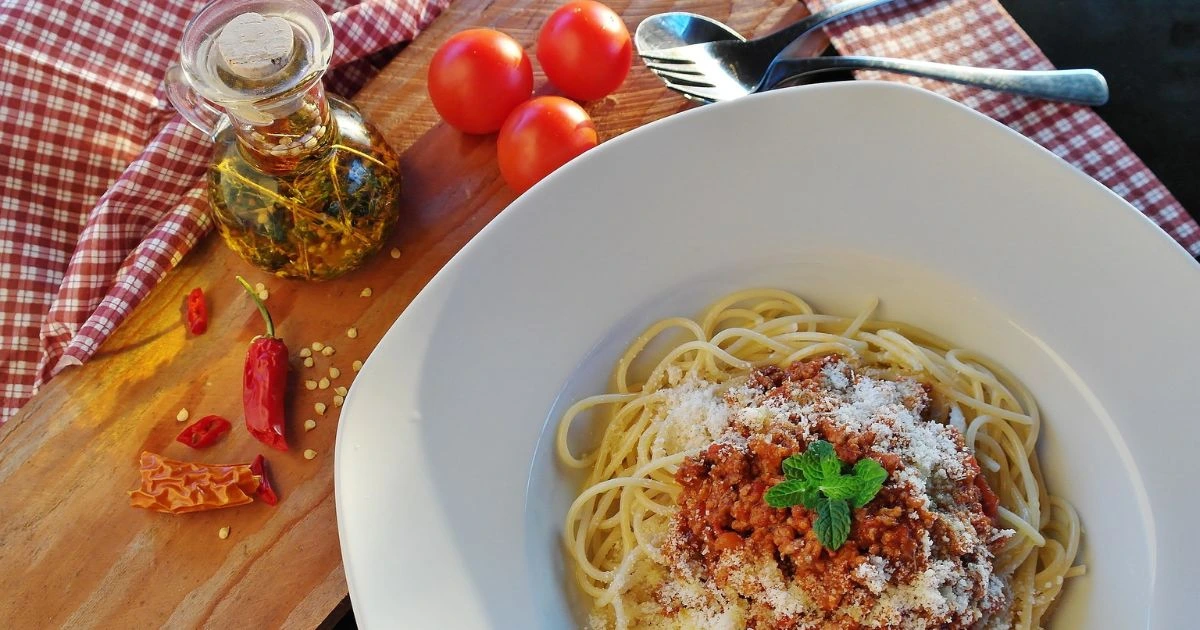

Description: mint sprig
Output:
[764,440,889,551]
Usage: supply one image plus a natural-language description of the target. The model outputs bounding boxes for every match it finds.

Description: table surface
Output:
[2,0,1195,627]
[0,0,812,626]
[1001,0,1200,225]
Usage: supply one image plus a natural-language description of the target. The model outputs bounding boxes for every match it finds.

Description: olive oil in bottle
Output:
[166,0,401,279]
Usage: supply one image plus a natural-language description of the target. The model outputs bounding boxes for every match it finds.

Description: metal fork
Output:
[650,53,1110,105]
[638,0,898,96]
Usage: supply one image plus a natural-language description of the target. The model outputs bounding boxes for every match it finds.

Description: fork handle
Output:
[764,56,1109,105]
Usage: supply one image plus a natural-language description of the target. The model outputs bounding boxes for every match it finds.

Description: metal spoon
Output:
[637,9,1108,106]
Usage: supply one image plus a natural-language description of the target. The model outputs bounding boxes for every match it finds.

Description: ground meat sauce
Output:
[661,357,1012,629]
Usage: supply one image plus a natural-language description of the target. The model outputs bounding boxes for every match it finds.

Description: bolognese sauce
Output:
[658,358,1012,629]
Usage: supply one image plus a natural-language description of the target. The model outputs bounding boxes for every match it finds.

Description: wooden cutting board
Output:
[0,0,818,625]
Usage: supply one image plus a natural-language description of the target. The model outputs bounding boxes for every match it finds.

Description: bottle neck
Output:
[230,81,336,175]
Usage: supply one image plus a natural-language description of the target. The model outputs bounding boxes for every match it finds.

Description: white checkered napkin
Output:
[801,0,1200,255]
[0,0,448,424]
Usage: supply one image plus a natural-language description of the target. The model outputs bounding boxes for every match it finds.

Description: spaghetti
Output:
[558,289,1082,629]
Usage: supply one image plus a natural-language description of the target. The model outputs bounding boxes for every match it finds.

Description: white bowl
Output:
[336,82,1200,629]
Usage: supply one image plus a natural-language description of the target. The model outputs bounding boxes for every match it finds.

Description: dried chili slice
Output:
[175,414,232,449]
[128,451,278,514]
[185,287,208,335]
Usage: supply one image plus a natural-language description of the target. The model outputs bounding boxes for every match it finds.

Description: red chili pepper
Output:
[249,454,279,506]
[185,287,208,335]
[237,276,288,451]
[175,414,232,449]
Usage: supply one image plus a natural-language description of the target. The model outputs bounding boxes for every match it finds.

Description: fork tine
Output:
[655,75,727,102]
[641,60,705,76]
[663,83,724,103]
[636,46,698,64]
[649,67,714,86]
[652,69,715,88]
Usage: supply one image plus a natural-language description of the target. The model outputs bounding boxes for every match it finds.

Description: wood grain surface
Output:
[0,0,817,626]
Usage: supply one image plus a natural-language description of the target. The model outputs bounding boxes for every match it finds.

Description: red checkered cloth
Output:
[800,0,1200,255]
[0,0,448,423]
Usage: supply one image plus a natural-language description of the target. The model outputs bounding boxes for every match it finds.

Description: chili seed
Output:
[346,327,358,339]
[299,347,312,358]
[254,282,265,293]
[390,248,401,259]
[258,289,269,301]
[303,357,314,368]
[329,367,341,379]
[335,386,348,396]
[305,380,317,390]
[360,288,372,298]
[176,408,189,422]
[318,377,330,390]
[303,449,317,460]
[352,360,363,372]
[315,402,327,415]
[311,341,325,352]
[218,526,230,540]
[304,419,317,431]
[321,346,335,357]
[333,395,344,407]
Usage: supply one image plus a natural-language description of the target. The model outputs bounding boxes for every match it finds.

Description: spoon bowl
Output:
[633,11,744,53]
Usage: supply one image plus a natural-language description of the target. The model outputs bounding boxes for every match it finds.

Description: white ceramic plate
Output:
[335,82,1200,629]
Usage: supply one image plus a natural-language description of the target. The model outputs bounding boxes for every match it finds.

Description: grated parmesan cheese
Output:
[854,556,893,595]
[605,359,1012,629]
[649,378,732,458]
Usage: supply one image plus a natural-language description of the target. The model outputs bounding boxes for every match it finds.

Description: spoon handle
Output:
[764,56,1109,106]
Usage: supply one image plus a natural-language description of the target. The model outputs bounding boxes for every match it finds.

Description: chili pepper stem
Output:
[236,275,275,337]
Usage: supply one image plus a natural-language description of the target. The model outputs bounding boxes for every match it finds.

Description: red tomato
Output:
[537,1,632,101]
[497,96,598,193]
[427,29,534,134]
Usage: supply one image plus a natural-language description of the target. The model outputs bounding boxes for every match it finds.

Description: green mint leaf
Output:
[818,445,842,481]
[807,439,835,461]
[781,455,808,481]
[795,451,823,482]
[814,497,852,551]
[851,458,889,508]
[765,479,817,508]
[797,485,823,509]
[798,440,836,482]
[818,475,861,501]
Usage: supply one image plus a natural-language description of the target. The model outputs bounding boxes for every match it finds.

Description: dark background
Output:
[1002,0,1199,221]
[333,1,1198,626]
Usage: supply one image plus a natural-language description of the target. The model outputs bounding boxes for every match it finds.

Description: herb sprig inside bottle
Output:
[764,440,889,551]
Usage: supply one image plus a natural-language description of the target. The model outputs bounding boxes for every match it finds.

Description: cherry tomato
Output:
[428,29,534,134]
[537,1,632,101]
[497,96,598,193]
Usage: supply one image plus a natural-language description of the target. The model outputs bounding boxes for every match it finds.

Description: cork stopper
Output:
[216,12,294,80]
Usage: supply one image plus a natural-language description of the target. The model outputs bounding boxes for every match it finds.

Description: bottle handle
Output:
[164,65,225,138]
